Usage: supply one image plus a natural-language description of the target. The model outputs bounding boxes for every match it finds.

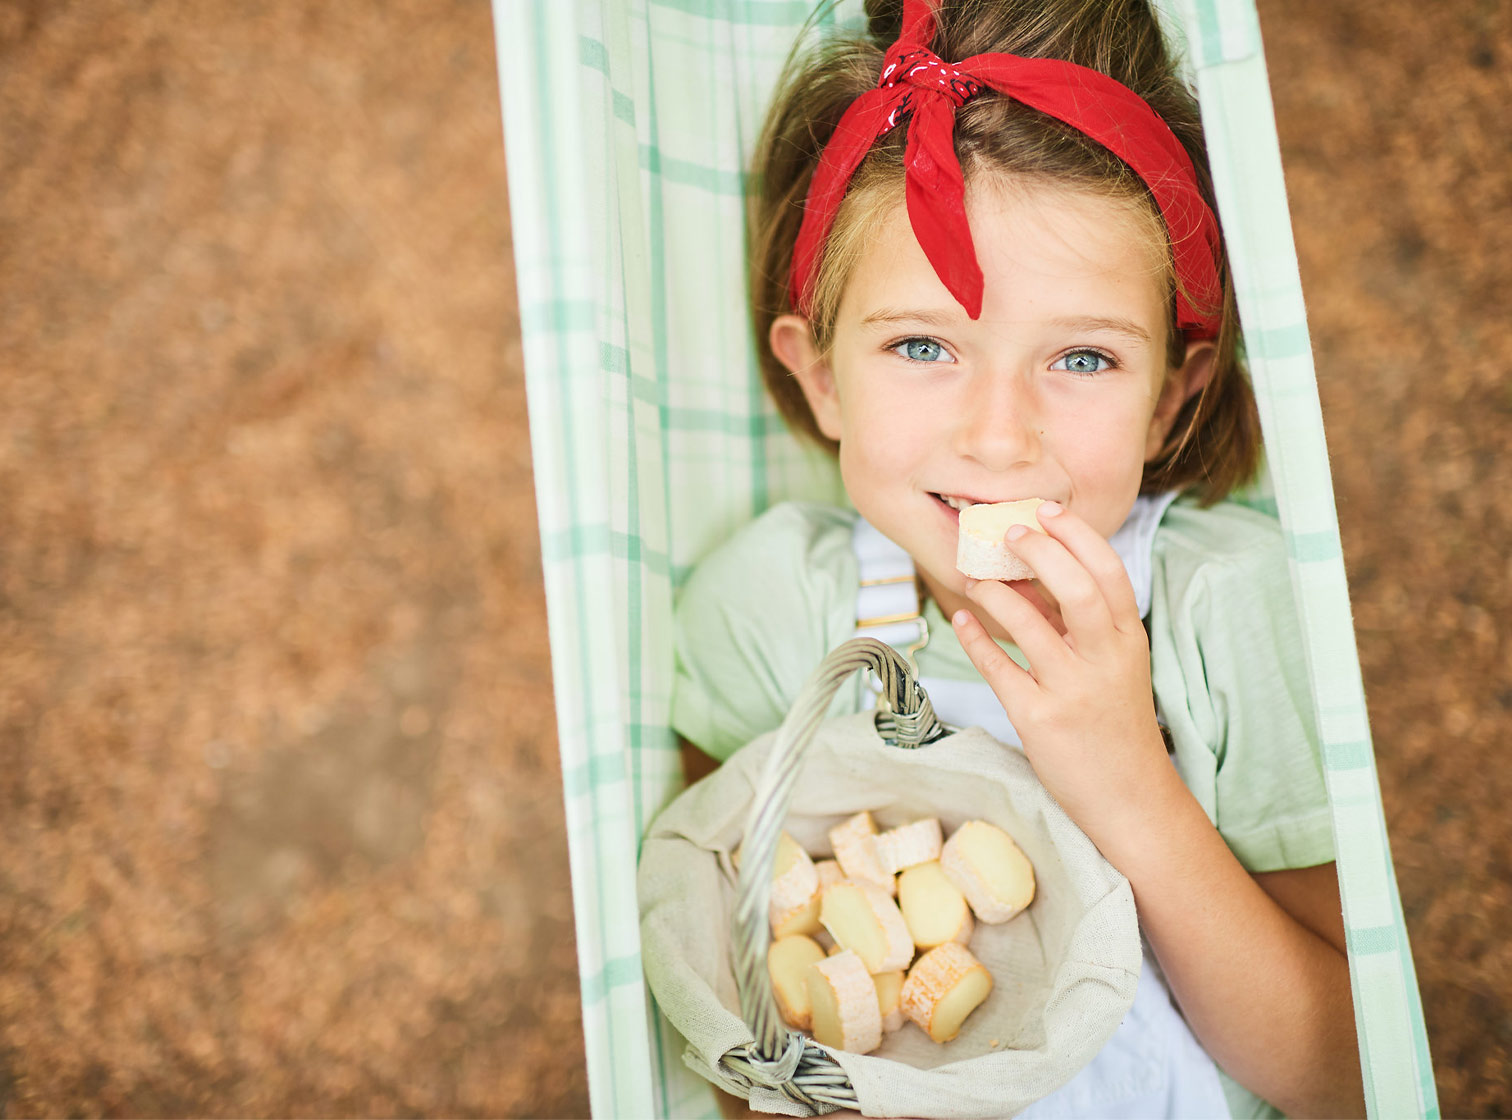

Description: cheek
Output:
[841,406,937,484]
[1053,403,1156,490]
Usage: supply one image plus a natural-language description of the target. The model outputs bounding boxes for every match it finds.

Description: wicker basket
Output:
[639,638,1141,1117]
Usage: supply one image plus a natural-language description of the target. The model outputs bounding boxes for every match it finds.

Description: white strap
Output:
[1111,490,1180,620]
[851,517,928,654]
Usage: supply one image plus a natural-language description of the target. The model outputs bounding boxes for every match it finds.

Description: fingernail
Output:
[952,609,971,626]
[1006,524,1028,541]
[1037,500,1063,517]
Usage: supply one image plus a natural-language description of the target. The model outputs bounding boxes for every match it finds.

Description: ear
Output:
[770,313,843,441]
[1145,338,1217,460]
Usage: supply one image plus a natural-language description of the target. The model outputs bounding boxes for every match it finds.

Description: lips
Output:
[929,492,990,524]
[929,492,1018,510]
[931,493,983,509]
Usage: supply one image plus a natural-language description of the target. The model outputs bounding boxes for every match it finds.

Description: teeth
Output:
[940,495,975,511]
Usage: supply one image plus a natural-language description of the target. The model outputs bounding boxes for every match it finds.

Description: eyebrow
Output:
[1048,316,1153,346]
[857,308,1154,346]
[858,307,962,329]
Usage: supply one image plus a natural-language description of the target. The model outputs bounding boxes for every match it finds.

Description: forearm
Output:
[1095,767,1363,1118]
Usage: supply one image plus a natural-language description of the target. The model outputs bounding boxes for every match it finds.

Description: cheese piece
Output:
[873,969,906,1033]
[828,811,895,895]
[901,941,994,1043]
[820,879,914,974]
[897,859,974,949]
[767,935,827,1031]
[741,831,821,937]
[814,859,845,889]
[806,950,883,1054]
[941,820,1036,924]
[874,818,943,875]
[955,499,1047,581]
[769,831,821,931]
[772,891,822,939]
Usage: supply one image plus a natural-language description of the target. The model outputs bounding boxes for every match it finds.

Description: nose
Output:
[951,368,1041,471]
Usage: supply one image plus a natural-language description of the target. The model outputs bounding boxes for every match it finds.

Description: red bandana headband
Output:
[789,0,1222,338]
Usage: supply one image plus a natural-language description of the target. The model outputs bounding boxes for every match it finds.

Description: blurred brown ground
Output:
[0,0,1506,1117]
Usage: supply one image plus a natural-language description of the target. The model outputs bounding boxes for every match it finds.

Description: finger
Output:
[1033,501,1141,628]
[996,518,1118,649]
[1004,577,1067,636]
[963,576,1075,680]
[950,606,1037,711]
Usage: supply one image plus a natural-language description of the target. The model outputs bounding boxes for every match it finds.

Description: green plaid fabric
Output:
[493,0,1436,1115]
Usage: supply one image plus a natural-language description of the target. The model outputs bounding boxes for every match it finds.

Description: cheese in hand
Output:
[955,499,1047,581]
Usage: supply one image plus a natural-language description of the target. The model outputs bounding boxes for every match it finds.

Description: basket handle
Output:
[723,638,947,1110]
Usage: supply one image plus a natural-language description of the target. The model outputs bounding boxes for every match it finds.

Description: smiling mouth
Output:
[931,492,999,513]
[929,493,981,524]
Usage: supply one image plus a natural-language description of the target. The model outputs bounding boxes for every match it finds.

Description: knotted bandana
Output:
[789,0,1222,337]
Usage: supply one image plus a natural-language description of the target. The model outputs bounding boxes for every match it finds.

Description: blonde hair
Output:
[749,0,1261,503]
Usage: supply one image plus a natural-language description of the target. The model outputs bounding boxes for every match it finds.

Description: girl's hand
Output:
[949,501,1176,849]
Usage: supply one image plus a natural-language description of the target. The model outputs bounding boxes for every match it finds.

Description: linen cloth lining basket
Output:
[638,638,1143,1117]
[491,0,1439,1114]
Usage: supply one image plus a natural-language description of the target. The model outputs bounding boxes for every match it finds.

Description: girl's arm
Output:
[1102,768,1362,1117]
[952,505,1363,1117]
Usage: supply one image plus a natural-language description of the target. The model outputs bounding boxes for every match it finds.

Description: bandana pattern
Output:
[789,0,1223,336]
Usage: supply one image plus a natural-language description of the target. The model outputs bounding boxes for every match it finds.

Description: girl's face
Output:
[772,181,1213,636]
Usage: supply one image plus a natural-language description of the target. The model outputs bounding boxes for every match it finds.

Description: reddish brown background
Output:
[0,0,1507,1116]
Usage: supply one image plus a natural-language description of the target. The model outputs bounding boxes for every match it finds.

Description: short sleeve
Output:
[1152,505,1336,873]
[671,502,860,762]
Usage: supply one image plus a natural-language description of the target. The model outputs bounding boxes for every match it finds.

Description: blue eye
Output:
[1052,349,1114,375]
[892,337,954,363]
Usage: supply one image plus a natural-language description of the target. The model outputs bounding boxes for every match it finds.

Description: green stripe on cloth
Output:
[578,35,636,121]
[542,525,673,576]
[1188,0,1261,68]
[640,145,746,195]
[562,751,630,800]
[1286,528,1342,564]
[1324,739,1375,772]
[519,297,596,334]
[579,32,609,72]
[649,0,816,26]
[1251,320,1313,360]
[1346,924,1401,957]
[583,952,647,1002]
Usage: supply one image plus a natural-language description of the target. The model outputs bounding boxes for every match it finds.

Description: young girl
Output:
[673,0,1361,1115]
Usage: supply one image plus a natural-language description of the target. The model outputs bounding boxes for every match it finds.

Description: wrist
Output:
[1083,752,1202,878]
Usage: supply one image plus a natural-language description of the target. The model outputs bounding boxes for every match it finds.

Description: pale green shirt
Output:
[671,498,1335,1117]
[673,498,1333,874]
